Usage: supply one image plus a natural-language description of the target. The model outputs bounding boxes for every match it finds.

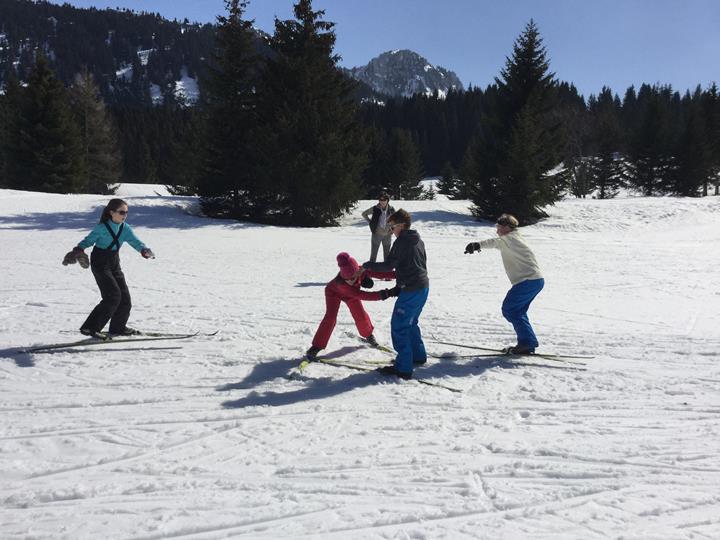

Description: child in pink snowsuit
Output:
[306,252,397,359]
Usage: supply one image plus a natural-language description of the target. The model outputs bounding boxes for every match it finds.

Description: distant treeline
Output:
[1,0,718,226]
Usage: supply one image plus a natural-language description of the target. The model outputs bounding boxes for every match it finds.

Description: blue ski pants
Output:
[391,287,429,374]
[501,278,544,349]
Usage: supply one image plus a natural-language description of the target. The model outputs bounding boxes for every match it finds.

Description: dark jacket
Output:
[362,204,396,234]
[364,229,429,292]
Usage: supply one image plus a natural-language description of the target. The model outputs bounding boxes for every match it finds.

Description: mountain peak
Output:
[347,50,463,99]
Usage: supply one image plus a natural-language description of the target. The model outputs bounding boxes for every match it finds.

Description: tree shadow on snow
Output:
[0,197,266,231]
[348,209,481,229]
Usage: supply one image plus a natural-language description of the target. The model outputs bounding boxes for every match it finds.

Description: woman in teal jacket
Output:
[63,198,154,339]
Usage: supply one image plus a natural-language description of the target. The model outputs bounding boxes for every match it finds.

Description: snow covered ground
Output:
[1,186,719,539]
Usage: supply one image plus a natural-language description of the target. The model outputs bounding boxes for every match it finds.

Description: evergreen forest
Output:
[1,0,719,225]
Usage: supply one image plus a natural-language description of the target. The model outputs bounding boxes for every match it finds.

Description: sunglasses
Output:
[113,210,129,216]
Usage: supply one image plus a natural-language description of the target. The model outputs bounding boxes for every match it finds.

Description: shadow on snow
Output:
[217,347,575,408]
[0,196,266,231]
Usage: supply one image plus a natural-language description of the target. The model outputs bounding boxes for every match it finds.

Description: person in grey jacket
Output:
[361,191,395,262]
[364,209,429,379]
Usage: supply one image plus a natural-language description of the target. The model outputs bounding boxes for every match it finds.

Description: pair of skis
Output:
[298,336,463,393]
[298,334,593,392]
[298,356,463,393]
[22,330,218,354]
[428,336,593,366]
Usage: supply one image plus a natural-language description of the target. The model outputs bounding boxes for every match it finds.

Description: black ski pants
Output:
[81,248,132,333]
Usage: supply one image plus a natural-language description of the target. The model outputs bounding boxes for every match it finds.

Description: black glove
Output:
[361,275,374,289]
[362,261,371,269]
[141,248,155,259]
[464,242,481,254]
[380,286,400,300]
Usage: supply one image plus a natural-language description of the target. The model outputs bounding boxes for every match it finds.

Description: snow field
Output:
[1,187,719,538]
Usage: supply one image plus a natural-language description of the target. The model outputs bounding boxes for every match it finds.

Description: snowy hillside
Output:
[1,187,720,539]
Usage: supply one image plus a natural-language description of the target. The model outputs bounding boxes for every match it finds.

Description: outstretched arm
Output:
[365,269,396,280]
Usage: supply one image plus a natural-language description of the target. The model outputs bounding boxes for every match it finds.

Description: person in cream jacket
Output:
[465,213,544,354]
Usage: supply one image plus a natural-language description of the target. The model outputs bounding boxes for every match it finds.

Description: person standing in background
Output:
[361,192,395,262]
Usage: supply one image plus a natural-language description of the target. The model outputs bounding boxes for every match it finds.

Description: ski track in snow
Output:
[1,187,719,538]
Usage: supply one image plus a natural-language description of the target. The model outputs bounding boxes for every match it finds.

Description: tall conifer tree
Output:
[198,0,260,217]
[589,87,626,198]
[384,128,424,199]
[5,54,82,193]
[471,20,563,223]
[253,0,367,226]
[702,84,720,195]
[69,67,121,193]
[626,85,675,195]
[674,89,709,196]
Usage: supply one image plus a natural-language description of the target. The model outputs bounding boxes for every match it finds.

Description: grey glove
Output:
[63,247,89,268]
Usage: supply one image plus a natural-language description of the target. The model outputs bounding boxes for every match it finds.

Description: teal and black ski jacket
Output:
[78,221,146,252]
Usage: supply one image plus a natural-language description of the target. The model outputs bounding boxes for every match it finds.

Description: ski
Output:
[429,335,592,363]
[131,330,219,338]
[301,357,462,393]
[430,351,505,359]
[24,333,200,354]
[60,329,219,338]
[344,331,395,355]
[428,351,587,371]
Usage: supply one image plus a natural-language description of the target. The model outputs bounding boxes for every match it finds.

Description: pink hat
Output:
[337,252,360,279]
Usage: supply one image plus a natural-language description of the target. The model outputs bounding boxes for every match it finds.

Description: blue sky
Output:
[58,0,720,98]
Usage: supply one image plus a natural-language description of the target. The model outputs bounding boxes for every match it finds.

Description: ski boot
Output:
[503,344,535,355]
[364,334,379,348]
[109,327,142,337]
[80,328,110,340]
[376,365,412,380]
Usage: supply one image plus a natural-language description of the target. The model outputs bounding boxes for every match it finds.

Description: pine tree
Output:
[703,84,720,196]
[0,77,20,187]
[361,126,391,197]
[5,54,83,193]
[253,0,367,225]
[197,0,259,217]
[589,87,626,198]
[384,128,424,199]
[470,20,564,224]
[69,67,121,193]
[566,157,594,198]
[674,89,709,196]
[458,136,481,200]
[626,85,675,196]
[437,161,456,196]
